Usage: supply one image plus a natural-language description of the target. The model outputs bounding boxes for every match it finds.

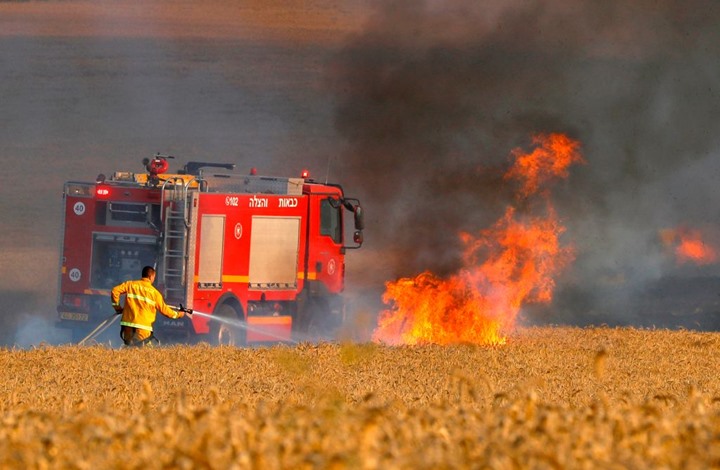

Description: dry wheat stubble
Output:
[1,327,720,468]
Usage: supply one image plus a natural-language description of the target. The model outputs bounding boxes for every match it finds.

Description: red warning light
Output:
[96,187,110,197]
[301,169,310,179]
[146,157,169,175]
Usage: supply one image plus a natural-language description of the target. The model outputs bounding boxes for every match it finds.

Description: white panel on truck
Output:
[198,215,225,287]
[249,216,300,289]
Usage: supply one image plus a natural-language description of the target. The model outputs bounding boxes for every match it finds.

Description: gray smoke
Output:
[2,1,720,344]
[329,0,720,327]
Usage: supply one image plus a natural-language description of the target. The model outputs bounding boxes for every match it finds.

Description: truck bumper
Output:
[247,315,293,343]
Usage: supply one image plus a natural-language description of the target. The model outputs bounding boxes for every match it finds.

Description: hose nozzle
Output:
[178,304,193,316]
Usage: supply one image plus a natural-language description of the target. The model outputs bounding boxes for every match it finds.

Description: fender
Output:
[212,292,245,319]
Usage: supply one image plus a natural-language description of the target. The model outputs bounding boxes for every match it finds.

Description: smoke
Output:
[12,314,71,348]
[330,0,720,326]
[2,0,720,342]
[0,289,72,347]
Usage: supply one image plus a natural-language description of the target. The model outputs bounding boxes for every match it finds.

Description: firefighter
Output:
[111,266,184,346]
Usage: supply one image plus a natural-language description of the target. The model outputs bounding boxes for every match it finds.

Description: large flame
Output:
[373,133,584,346]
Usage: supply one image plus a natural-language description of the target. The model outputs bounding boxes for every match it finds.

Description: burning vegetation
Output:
[373,134,584,345]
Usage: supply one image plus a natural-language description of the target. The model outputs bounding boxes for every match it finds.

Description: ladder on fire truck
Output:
[160,177,194,303]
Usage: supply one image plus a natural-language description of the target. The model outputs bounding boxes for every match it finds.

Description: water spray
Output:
[191,310,300,344]
[80,306,316,347]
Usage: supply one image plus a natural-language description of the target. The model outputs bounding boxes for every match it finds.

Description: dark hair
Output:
[142,266,156,278]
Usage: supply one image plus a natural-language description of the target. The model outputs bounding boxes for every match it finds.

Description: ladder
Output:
[160,177,191,303]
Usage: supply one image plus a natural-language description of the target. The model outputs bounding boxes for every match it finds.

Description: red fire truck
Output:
[56,156,364,344]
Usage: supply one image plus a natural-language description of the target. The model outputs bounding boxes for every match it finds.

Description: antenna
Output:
[325,155,332,185]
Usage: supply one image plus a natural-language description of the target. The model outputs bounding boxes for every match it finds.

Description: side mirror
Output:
[354,206,365,231]
[353,230,364,246]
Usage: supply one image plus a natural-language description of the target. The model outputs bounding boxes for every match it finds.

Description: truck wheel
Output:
[294,291,312,333]
[210,304,246,346]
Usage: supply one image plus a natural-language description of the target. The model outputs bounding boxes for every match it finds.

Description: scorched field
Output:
[2,327,720,469]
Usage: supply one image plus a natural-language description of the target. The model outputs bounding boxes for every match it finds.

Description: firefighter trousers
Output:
[120,326,159,347]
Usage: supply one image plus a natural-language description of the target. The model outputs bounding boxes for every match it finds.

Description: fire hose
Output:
[77,313,120,345]
[77,304,193,345]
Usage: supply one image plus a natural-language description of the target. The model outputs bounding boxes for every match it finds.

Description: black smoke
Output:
[2,1,720,344]
[330,0,720,327]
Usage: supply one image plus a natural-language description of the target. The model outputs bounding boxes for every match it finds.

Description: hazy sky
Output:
[2,0,720,344]
[0,0,373,343]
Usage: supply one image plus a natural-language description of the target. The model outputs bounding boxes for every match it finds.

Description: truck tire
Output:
[210,304,246,346]
[293,291,312,333]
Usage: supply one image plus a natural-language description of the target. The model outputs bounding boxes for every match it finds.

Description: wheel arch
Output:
[213,293,245,319]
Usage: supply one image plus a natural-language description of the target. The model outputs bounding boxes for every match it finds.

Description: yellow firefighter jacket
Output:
[111,278,180,332]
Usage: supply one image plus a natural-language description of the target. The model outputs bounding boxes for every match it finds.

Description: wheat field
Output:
[1,327,720,469]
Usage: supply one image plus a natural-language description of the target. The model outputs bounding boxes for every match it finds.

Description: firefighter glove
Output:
[175,310,185,319]
[114,307,123,315]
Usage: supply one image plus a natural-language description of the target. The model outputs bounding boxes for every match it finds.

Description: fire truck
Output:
[56,155,364,345]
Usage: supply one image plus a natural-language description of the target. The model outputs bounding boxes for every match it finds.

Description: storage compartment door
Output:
[249,216,300,289]
[198,215,225,288]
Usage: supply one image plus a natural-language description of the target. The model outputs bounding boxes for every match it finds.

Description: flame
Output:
[373,133,583,346]
[662,228,718,265]
[505,133,583,198]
